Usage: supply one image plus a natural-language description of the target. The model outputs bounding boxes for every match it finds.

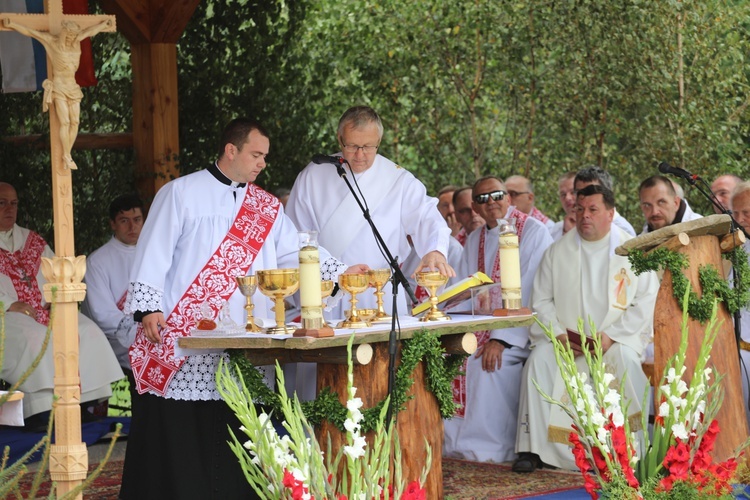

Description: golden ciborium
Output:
[415,271,451,322]
[367,268,391,323]
[257,268,300,334]
[235,275,262,332]
[337,273,371,329]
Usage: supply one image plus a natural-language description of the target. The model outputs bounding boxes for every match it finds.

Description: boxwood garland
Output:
[227,329,467,433]
[628,246,750,323]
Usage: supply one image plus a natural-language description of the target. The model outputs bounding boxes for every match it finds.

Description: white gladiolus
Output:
[672,422,689,441]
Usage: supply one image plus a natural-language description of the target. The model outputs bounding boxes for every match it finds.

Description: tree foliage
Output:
[0,0,748,255]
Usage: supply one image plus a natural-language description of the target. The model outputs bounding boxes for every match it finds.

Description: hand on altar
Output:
[8,301,37,320]
[413,250,455,278]
[476,339,504,372]
[344,264,370,274]
[142,312,166,343]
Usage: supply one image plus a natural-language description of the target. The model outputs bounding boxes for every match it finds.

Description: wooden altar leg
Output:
[654,234,748,462]
[316,341,443,499]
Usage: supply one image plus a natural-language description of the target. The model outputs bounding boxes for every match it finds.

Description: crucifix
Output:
[0,2,116,499]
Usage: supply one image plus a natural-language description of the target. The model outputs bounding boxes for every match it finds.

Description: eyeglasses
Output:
[507,190,530,197]
[473,190,507,204]
[342,144,379,154]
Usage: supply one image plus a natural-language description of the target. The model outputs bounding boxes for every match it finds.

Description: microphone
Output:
[312,154,345,165]
[658,161,697,181]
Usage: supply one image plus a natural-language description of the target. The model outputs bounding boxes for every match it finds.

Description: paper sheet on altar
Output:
[0,391,24,426]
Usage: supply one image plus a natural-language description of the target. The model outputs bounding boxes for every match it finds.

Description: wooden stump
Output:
[654,234,748,461]
[316,340,443,498]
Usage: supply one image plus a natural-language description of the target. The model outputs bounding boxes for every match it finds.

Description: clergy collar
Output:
[208,162,246,189]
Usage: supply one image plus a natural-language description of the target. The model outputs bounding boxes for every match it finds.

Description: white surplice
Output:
[443,211,553,463]
[128,169,317,401]
[287,154,450,319]
[82,236,137,369]
[516,226,658,469]
[0,225,123,417]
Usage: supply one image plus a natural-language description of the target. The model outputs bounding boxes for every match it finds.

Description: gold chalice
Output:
[415,271,451,322]
[337,273,370,329]
[256,268,300,334]
[367,268,392,323]
[358,308,377,324]
[320,280,334,326]
[235,275,262,332]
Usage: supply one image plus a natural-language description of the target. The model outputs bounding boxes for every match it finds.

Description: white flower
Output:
[666,367,678,383]
[675,380,688,396]
[603,389,620,407]
[602,373,616,387]
[672,422,689,441]
[609,408,624,428]
[344,417,359,434]
[658,401,670,417]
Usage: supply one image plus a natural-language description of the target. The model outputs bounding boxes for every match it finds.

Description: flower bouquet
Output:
[215,335,430,500]
[535,296,748,499]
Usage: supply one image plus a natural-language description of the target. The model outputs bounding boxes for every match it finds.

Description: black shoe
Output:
[512,452,542,473]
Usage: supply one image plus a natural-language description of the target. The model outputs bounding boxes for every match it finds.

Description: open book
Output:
[565,328,596,352]
[411,271,494,316]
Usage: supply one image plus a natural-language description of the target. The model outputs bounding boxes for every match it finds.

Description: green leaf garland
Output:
[628,246,750,323]
[227,329,467,433]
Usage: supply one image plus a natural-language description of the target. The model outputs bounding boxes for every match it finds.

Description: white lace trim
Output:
[321,257,347,282]
[127,281,163,313]
[152,353,274,401]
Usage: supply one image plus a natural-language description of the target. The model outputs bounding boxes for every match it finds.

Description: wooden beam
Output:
[131,42,180,199]
[98,0,201,43]
[3,132,133,150]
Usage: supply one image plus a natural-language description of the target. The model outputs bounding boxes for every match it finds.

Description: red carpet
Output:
[13,458,584,499]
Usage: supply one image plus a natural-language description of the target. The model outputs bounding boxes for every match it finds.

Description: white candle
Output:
[298,231,324,327]
[499,230,522,309]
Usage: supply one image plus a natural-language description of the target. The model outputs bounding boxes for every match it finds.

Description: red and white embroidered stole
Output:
[452,210,528,417]
[530,206,550,225]
[129,184,280,396]
[0,231,50,325]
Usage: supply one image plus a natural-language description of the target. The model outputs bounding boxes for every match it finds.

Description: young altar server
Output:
[119,118,357,499]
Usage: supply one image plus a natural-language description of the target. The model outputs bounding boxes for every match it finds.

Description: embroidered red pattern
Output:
[129,184,280,396]
[0,231,50,325]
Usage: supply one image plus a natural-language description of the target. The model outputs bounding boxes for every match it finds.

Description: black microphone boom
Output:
[658,161,696,182]
[312,154,344,165]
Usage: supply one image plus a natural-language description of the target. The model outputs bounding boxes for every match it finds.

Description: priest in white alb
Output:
[444,175,553,463]
[286,105,455,320]
[514,184,659,473]
[0,182,123,419]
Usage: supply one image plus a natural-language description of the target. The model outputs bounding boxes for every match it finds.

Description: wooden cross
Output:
[0,0,116,170]
[0,2,116,499]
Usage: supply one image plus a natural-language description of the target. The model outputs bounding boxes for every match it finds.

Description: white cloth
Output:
[444,213,552,462]
[640,201,702,234]
[516,227,659,469]
[614,210,636,237]
[128,170,309,401]
[737,241,750,427]
[1,225,123,417]
[82,237,137,369]
[287,154,451,318]
[549,220,564,242]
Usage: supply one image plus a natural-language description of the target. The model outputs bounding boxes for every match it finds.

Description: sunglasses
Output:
[473,190,507,204]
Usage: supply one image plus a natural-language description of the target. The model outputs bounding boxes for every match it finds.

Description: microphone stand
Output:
[671,169,746,354]
[331,160,419,426]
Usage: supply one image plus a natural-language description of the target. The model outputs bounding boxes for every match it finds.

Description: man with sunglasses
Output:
[505,175,554,230]
[444,176,553,463]
[287,105,454,320]
[514,184,658,473]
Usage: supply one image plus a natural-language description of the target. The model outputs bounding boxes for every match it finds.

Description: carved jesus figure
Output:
[2,17,113,169]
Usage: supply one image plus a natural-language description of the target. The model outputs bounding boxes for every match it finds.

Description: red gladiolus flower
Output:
[401,480,426,500]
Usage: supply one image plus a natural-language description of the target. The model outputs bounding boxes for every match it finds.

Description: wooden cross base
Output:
[492,307,532,317]
[293,325,335,338]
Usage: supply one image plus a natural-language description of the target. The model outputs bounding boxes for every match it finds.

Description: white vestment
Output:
[82,236,137,369]
[737,241,750,427]
[516,227,659,469]
[287,154,450,319]
[0,225,123,417]
[443,210,553,462]
[128,169,330,401]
